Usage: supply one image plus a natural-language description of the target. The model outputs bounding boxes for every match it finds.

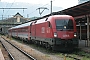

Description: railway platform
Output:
[79,40,90,53]
[0,48,5,60]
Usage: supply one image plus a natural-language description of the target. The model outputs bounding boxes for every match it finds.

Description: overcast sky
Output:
[0,0,79,18]
[1,0,78,9]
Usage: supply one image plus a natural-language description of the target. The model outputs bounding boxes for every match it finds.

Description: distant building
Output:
[0,12,30,35]
[78,0,90,4]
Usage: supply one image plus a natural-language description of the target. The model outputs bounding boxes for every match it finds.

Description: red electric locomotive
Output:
[8,15,78,51]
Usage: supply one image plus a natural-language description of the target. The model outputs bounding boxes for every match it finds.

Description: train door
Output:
[30,22,36,40]
[30,23,32,40]
[46,21,52,38]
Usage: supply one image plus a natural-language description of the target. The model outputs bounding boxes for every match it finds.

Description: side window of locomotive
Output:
[48,22,52,28]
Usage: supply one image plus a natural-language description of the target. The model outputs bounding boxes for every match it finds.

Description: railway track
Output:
[1,36,90,60]
[0,36,36,60]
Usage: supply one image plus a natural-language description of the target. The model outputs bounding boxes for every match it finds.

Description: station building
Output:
[0,12,30,34]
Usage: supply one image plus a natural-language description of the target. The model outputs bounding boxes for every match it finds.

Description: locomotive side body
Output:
[31,15,78,50]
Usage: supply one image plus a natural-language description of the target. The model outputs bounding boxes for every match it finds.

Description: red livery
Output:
[8,15,78,51]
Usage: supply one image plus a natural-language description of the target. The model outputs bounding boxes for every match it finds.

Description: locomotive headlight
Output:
[74,33,77,37]
[54,32,57,37]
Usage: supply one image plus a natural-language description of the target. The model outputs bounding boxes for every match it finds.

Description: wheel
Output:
[45,43,51,50]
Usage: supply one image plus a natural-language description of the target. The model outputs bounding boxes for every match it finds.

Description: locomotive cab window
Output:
[55,19,73,30]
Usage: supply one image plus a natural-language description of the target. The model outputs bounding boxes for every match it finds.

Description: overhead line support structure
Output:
[0,8,27,20]
[0,8,27,13]
[0,8,27,9]
[36,7,49,17]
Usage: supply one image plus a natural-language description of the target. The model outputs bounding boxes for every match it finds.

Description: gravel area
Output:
[1,36,90,60]
[3,36,64,60]
[0,36,31,60]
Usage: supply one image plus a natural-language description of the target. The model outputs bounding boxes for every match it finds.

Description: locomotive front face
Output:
[51,17,78,50]
[55,19,76,39]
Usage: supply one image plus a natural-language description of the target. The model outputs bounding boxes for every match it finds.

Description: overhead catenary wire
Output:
[28,3,49,16]
[28,0,56,17]
[4,0,16,16]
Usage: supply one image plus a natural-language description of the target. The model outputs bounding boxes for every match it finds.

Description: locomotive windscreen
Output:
[55,19,73,30]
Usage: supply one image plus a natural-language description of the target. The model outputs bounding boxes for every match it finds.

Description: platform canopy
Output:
[57,1,90,18]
